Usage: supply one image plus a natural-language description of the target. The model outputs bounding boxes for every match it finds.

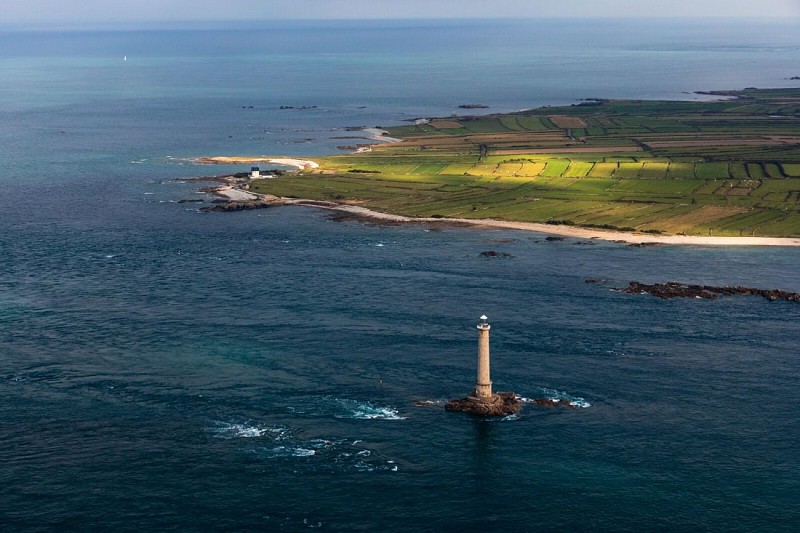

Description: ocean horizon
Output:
[1,18,799,531]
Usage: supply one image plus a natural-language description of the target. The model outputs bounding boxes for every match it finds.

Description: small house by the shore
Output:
[250,166,260,178]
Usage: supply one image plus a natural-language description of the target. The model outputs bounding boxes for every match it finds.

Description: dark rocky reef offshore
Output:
[479,250,512,258]
[200,199,280,212]
[445,392,521,416]
[621,281,800,303]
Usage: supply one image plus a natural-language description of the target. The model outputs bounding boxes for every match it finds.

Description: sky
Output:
[4,0,800,24]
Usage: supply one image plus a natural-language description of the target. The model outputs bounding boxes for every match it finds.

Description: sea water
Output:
[1,18,799,531]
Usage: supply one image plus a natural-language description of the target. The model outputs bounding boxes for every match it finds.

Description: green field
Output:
[248,88,800,237]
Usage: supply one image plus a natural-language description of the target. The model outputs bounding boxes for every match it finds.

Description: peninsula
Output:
[202,88,800,241]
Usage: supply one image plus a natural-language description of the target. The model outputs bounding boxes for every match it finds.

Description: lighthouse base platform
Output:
[445,392,521,416]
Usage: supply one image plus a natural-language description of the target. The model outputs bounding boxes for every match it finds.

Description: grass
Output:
[563,161,595,178]
[540,160,571,177]
[695,163,731,180]
[246,88,800,237]
[589,163,618,178]
[782,164,800,177]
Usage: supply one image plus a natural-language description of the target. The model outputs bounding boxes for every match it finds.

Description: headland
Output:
[193,88,800,242]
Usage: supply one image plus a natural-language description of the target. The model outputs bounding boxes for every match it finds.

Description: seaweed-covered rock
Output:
[533,398,577,409]
[445,392,521,416]
[200,200,275,212]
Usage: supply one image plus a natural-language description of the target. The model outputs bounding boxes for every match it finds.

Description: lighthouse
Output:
[475,315,492,398]
[445,315,521,416]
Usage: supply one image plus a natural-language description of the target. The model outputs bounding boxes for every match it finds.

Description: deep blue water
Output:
[1,18,799,532]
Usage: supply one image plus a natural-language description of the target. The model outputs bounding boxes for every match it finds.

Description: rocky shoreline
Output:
[200,199,283,212]
[172,173,800,246]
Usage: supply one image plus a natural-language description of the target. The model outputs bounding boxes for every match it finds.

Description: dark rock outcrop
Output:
[620,281,800,303]
[533,398,577,409]
[545,236,565,242]
[200,200,275,212]
[479,250,512,257]
[445,392,521,416]
[628,242,665,248]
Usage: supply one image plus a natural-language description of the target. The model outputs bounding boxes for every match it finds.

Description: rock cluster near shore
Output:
[479,250,512,257]
[200,199,281,212]
[621,281,800,303]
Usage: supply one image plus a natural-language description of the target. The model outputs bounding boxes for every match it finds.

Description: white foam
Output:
[292,448,316,457]
[267,446,316,458]
[333,398,407,420]
[211,422,287,439]
[351,405,406,420]
[521,389,592,408]
[414,399,445,406]
[351,459,399,473]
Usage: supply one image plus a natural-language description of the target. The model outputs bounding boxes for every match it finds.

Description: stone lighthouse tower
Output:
[445,315,521,416]
[475,315,492,398]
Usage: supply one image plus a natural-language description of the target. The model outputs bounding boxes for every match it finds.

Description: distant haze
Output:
[5,0,800,25]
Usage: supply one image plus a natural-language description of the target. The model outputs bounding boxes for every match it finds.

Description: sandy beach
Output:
[191,157,800,246]
[286,201,800,247]
[212,185,260,201]
[362,128,403,144]
[196,156,320,170]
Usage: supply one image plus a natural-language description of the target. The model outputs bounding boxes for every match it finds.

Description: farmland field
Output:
[563,161,595,177]
[249,88,800,237]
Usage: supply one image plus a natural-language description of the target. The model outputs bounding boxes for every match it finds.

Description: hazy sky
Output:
[5,0,800,24]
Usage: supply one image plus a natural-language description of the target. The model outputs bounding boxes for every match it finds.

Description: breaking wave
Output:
[331,398,407,420]
[284,397,407,420]
[210,421,289,439]
[521,388,592,408]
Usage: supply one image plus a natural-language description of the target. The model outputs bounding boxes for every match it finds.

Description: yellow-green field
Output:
[250,88,800,237]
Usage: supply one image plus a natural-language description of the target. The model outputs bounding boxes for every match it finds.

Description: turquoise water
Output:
[1,19,799,531]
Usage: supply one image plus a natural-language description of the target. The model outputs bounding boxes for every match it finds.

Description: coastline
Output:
[190,138,800,245]
[195,156,320,170]
[192,169,800,246]
[284,199,800,247]
[362,127,403,144]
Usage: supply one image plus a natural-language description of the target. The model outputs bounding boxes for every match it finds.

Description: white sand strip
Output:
[195,156,319,170]
[267,158,320,170]
[362,128,403,143]
[214,186,259,201]
[287,201,800,247]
